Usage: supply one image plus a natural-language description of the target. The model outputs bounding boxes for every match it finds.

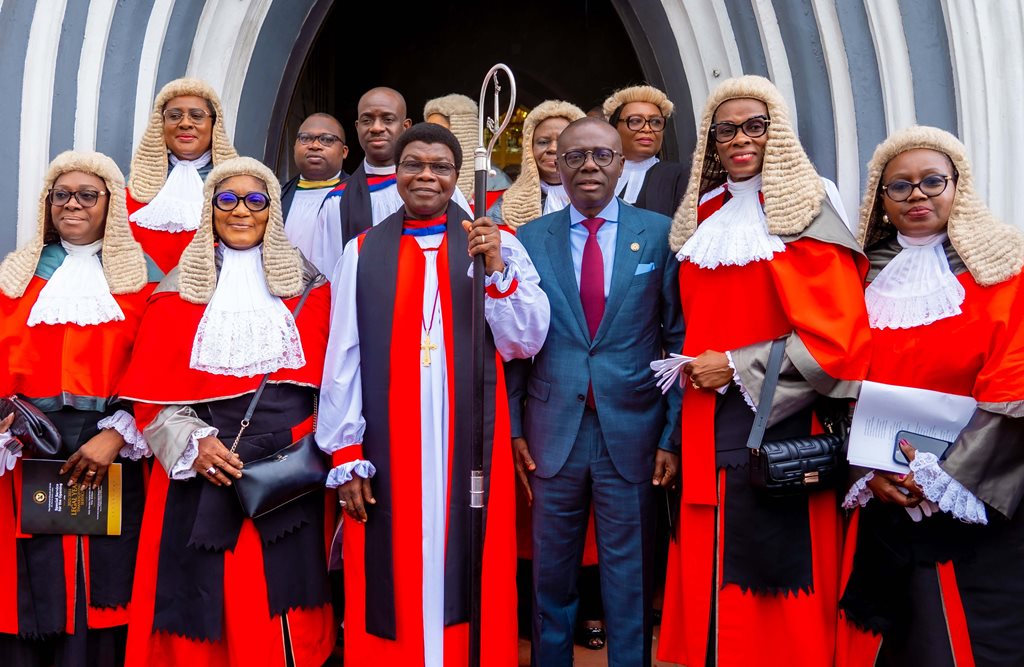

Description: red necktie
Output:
[580,217,605,409]
[580,217,606,338]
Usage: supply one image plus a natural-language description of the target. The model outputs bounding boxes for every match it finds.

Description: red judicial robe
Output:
[836,262,1024,667]
[0,244,160,639]
[126,190,197,273]
[337,208,517,666]
[118,276,335,667]
[659,191,872,667]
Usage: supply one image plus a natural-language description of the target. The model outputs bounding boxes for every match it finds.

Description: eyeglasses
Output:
[212,191,271,212]
[710,115,770,143]
[882,174,953,202]
[397,160,457,177]
[619,115,666,132]
[162,108,214,125]
[297,132,343,147]
[560,148,621,170]
[48,188,108,208]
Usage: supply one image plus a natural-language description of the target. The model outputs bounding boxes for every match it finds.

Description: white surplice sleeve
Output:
[312,196,345,277]
[316,236,373,487]
[471,230,550,361]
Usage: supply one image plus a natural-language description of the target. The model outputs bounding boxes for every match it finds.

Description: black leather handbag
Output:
[746,338,848,496]
[0,395,61,457]
[229,278,330,518]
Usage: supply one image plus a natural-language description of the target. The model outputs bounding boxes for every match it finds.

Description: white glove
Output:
[904,499,938,522]
[0,432,21,477]
[649,353,697,394]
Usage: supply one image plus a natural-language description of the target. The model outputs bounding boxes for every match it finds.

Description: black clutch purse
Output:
[226,277,330,518]
[746,338,848,496]
[0,395,61,457]
[234,431,329,518]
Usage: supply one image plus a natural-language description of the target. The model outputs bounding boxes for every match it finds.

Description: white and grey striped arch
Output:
[2,0,1020,253]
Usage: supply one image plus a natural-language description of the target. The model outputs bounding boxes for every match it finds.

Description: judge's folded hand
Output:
[867,469,924,507]
[62,429,124,490]
[463,217,505,275]
[512,437,536,504]
[338,477,375,523]
[653,449,680,488]
[683,350,732,390]
[194,436,243,487]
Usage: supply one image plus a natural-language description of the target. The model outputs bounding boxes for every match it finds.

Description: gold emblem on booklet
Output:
[19,460,122,535]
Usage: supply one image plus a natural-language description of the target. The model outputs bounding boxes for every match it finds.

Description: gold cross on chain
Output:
[420,333,438,367]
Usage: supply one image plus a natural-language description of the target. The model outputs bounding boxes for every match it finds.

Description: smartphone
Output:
[893,430,952,466]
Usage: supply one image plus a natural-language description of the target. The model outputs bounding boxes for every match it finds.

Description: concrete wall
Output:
[1,0,1020,253]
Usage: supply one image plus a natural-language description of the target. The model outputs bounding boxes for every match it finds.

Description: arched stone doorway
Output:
[264,0,694,181]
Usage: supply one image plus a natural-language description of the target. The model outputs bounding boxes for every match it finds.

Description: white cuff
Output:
[326,459,377,488]
[843,471,875,509]
[910,452,988,524]
[98,410,151,460]
[0,432,20,477]
[725,350,755,409]
[170,426,218,480]
[483,261,520,293]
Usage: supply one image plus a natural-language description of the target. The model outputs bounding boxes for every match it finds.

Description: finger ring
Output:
[206,466,217,476]
[86,469,97,476]
[339,500,347,507]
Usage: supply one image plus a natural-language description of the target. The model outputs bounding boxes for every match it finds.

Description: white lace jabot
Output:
[865,232,965,330]
[615,156,658,204]
[129,150,212,233]
[27,240,125,327]
[190,245,306,377]
[540,181,571,215]
[677,175,785,269]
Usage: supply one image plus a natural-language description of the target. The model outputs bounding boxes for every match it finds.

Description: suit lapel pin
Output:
[630,242,640,252]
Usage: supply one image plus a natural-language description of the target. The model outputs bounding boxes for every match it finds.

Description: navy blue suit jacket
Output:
[510,200,684,484]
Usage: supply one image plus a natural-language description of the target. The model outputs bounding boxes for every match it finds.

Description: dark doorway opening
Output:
[271,0,649,180]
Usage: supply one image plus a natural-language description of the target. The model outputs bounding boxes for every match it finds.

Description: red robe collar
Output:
[118,284,330,406]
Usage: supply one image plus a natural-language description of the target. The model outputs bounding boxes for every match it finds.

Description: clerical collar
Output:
[364,160,396,176]
[403,214,447,236]
[298,172,342,190]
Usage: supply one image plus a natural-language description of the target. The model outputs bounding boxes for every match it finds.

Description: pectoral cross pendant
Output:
[421,334,438,367]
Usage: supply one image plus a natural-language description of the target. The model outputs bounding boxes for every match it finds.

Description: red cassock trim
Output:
[118,284,331,420]
[342,235,517,665]
[126,189,196,273]
[333,445,364,467]
[485,278,518,299]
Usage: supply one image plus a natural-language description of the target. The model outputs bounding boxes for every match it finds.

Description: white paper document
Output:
[847,380,977,473]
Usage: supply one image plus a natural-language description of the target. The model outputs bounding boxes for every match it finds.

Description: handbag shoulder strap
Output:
[745,337,787,451]
[230,276,321,453]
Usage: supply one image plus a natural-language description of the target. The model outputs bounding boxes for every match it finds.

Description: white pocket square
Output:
[634,262,656,275]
